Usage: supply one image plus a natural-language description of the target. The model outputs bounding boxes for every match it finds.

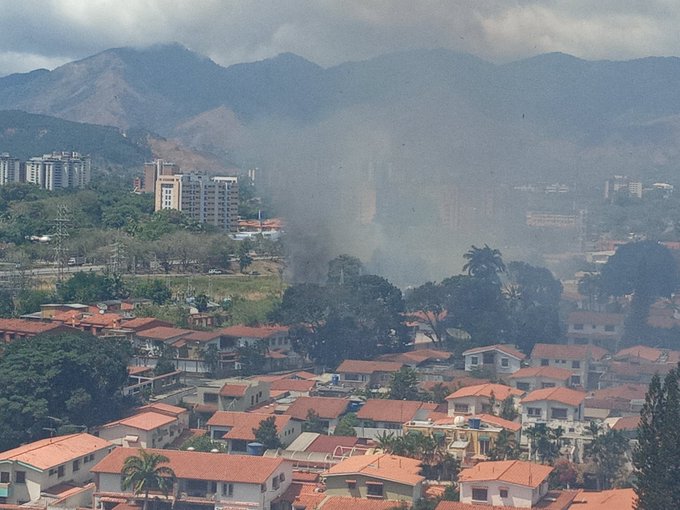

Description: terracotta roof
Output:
[588,384,648,402]
[306,435,361,454]
[475,413,522,433]
[326,454,424,485]
[184,330,223,342]
[136,326,192,340]
[356,399,435,423]
[335,359,404,374]
[509,366,572,381]
[128,366,151,376]
[568,311,625,326]
[378,349,454,365]
[91,447,283,484]
[436,502,519,510]
[277,481,325,510]
[206,411,291,441]
[571,488,636,510]
[531,343,608,361]
[607,361,674,377]
[284,397,349,420]
[462,344,526,360]
[219,383,249,397]
[0,318,66,335]
[458,460,553,488]
[80,313,123,327]
[136,403,188,417]
[0,433,112,470]
[219,324,289,338]
[611,415,641,431]
[271,379,316,393]
[521,387,586,407]
[104,411,176,431]
[321,497,409,510]
[446,383,524,401]
[121,317,172,331]
[614,345,675,363]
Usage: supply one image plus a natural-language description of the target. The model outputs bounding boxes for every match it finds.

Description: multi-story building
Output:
[155,173,239,231]
[143,159,180,193]
[25,152,91,190]
[0,153,22,185]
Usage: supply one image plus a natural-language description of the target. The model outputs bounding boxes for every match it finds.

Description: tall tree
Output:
[587,429,630,490]
[462,244,506,283]
[122,450,176,510]
[405,282,449,346]
[253,416,282,450]
[634,365,680,509]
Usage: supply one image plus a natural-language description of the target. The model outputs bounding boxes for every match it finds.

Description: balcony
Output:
[0,483,12,498]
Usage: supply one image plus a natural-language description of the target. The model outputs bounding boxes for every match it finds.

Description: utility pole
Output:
[53,204,70,283]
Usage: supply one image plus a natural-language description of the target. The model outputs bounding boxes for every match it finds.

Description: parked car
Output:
[208,268,223,274]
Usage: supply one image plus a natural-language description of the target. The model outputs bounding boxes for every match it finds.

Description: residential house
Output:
[283,397,350,434]
[0,318,75,344]
[446,384,524,416]
[206,411,301,452]
[462,344,526,375]
[508,366,573,392]
[123,366,182,397]
[266,433,370,470]
[598,361,674,388]
[134,326,193,355]
[335,360,405,388]
[520,387,587,423]
[530,343,608,389]
[221,325,291,350]
[77,313,124,336]
[355,399,437,439]
[0,433,114,505]
[194,379,271,413]
[613,345,680,365]
[97,404,189,448]
[457,460,553,508]
[584,384,647,419]
[566,311,625,351]
[269,378,316,398]
[569,488,636,510]
[92,447,291,510]
[404,414,521,466]
[323,454,424,502]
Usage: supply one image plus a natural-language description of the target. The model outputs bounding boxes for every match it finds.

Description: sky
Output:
[0,0,678,76]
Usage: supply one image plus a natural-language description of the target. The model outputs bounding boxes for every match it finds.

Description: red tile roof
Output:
[0,318,67,335]
[614,345,675,363]
[284,397,349,420]
[588,384,648,402]
[219,383,249,397]
[463,344,526,360]
[121,317,173,331]
[475,413,522,433]
[521,387,586,407]
[103,411,176,432]
[305,435,361,454]
[459,460,553,488]
[136,403,188,417]
[136,326,192,340]
[0,433,112,470]
[611,415,641,431]
[184,330,223,342]
[205,411,291,441]
[571,488,636,510]
[509,366,573,381]
[321,497,409,510]
[436,502,519,510]
[277,481,325,510]
[336,359,404,374]
[80,313,123,327]
[531,343,608,361]
[446,383,524,401]
[326,454,424,485]
[356,399,435,423]
[91,447,283,484]
[271,379,316,393]
[378,349,454,365]
[220,324,289,338]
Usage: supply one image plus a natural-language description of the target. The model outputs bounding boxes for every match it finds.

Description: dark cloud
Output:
[0,1,679,75]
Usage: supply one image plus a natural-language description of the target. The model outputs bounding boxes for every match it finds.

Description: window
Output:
[15,471,25,484]
[261,484,267,493]
[222,483,233,497]
[471,488,488,502]
[73,459,80,472]
[500,358,509,368]
[541,359,549,366]
[483,353,495,364]
[551,408,568,419]
[572,360,581,369]
[541,382,556,388]
[57,466,65,478]
[571,375,581,386]
[346,480,357,489]
[527,407,542,417]
[279,473,285,482]
[203,393,218,403]
[366,482,384,498]
[454,404,469,413]
[470,356,479,366]
[573,324,584,330]
[272,477,280,490]
[516,382,530,391]
[500,488,509,498]
[0,472,9,483]
[479,439,490,455]
[604,325,616,332]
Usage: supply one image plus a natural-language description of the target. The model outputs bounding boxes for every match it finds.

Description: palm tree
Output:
[463,244,506,282]
[122,450,176,510]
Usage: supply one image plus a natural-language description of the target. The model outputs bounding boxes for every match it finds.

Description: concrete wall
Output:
[460,480,547,508]
[325,474,420,502]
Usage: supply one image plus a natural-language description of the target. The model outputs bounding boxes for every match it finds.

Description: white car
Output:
[208,268,223,274]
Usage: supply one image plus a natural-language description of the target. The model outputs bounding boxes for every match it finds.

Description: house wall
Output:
[447,396,493,416]
[521,401,583,423]
[529,358,588,388]
[464,352,521,374]
[511,376,568,392]
[460,479,547,508]
[324,474,420,502]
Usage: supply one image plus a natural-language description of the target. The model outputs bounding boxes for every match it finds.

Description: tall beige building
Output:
[143,159,180,193]
[155,173,239,231]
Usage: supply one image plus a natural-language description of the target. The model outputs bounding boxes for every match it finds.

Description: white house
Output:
[530,343,608,389]
[520,386,587,423]
[446,383,524,416]
[98,408,188,449]
[462,344,526,375]
[0,433,114,505]
[508,366,573,392]
[457,460,553,508]
[92,447,292,510]
[205,411,302,452]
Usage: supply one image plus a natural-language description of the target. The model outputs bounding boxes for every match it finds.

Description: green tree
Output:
[405,282,449,346]
[194,294,209,313]
[303,409,327,434]
[389,367,420,400]
[526,423,563,464]
[488,429,520,461]
[134,279,172,305]
[201,344,220,376]
[237,340,267,376]
[0,289,15,317]
[327,254,364,285]
[0,331,131,450]
[634,364,680,509]
[334,412,358,436]
[153,358,176,377]
[498,396,518,421]
[57,271,129,303]
[587,429,629,490]
[122,450,176,510]
[253,416,282,450]
[462,244,506,283]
